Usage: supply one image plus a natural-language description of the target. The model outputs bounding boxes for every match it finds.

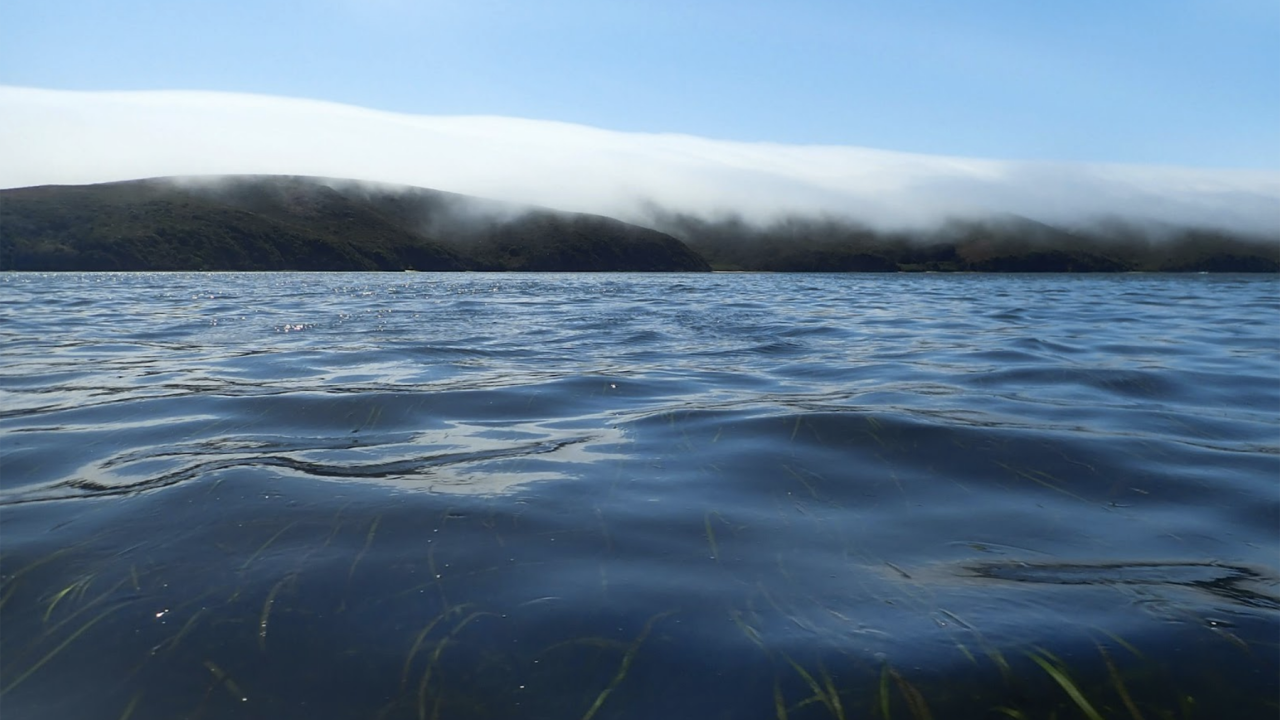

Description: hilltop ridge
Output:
[655,211,1279,273]
[1,175,1276,272]
[0,176,711,272]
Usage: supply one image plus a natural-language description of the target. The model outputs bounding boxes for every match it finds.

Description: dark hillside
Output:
[0,176,710,272]
[650,212,1279,272]
[3,175,1274,273]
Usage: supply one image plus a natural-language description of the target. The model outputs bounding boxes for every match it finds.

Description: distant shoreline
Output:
[3,175,1276,273]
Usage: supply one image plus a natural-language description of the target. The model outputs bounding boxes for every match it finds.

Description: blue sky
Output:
[3,0,1278,168]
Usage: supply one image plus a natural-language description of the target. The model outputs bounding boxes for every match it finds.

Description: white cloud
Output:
[2,86,1277,232]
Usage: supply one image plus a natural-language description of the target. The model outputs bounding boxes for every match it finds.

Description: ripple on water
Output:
[0,272,1276,719]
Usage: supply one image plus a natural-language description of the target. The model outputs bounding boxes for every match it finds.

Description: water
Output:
[1,272,1277,720]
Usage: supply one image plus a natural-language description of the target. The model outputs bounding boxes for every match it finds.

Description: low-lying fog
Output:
[2,86,1278,236]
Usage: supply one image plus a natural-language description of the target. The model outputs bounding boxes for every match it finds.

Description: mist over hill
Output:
[0,176,711,272]
[0,175,1275,273]
[651,211,1280,272]
[2,89,1277,273]
[5,88,1279,239]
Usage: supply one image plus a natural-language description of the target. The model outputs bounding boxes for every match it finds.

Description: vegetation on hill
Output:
[1,175,1275,272]
[650,212,1280,273]
[0,177,710,272]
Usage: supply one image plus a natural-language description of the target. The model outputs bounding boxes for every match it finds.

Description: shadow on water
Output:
[966,561,1280,611]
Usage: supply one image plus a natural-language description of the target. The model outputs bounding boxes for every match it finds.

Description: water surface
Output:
[2,272,1277,719]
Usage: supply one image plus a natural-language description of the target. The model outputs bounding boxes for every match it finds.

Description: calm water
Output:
[1,272,1277,720]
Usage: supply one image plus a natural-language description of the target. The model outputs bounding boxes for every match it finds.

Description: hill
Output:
[0,176,711,272]
[2,175,1275,273]
[651,212,1280,273]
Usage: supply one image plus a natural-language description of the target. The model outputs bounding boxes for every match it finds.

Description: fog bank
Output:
[2,87,1277,233]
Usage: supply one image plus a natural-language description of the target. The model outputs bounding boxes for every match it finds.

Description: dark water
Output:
[1,272,1277,720]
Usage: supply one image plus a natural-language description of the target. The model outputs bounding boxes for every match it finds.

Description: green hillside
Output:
[655,212,1280,273]
[0,176,711,272]
[2,175,1275,273]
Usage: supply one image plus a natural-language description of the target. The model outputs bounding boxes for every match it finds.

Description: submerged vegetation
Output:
[1,505,1274,719]
[1,271,1277,717]
[2,446,1276,720]
[1,175,1276,272]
